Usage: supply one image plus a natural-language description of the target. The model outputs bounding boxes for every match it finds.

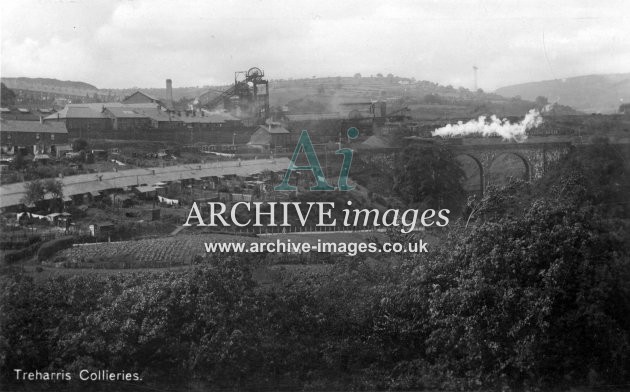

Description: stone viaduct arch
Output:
[451,142,572,195]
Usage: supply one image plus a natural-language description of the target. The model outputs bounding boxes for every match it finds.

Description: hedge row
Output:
[1,242,42,264]
[0,235,41,250]
[37,236,75,262]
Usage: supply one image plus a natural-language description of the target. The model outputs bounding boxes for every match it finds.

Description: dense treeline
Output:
[1,141,629,391]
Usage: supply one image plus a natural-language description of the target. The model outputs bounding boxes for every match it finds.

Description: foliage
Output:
[1,142,629,391]
[1,242,41,264]
[393,143,465,210]
[21,180,46,206]
[20,178,64,210]
[72,138,89,152]
[37,236,74,261]
[0,82,16,106]
[43,178,63,198]
[421,201,630,389]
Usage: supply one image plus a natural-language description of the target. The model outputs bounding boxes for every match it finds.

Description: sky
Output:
[1,0,629,91]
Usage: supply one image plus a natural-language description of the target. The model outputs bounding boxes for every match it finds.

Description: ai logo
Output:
[275,127,359,191]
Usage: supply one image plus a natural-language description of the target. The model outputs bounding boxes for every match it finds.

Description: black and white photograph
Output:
[1,1,629,391]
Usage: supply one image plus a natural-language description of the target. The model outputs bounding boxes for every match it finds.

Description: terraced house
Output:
[0,119,70,157]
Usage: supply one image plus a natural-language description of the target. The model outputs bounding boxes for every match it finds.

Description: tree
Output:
[535,95,549,108]
[44,178,63,198]
[1,82,16,106]
[72,138,89,152]
[22,180,46,207]
[426,199,630,388]
[424,93,444,105]
[353,73,362,78]
[393,143,465,209]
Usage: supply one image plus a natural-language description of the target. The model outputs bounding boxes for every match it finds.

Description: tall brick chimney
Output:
[166,79,173,110]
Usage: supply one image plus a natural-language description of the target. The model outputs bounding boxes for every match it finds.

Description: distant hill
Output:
[2,75,580,119]
[495,73,630,114]
[1,77,99,95]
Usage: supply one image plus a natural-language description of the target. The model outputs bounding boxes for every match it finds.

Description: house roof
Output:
[0,120,68,134]
[257,125,290,134]
[122,91,161,103]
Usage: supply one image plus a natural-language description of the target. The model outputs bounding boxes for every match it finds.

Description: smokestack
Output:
[166,79,173,110]
[473,66,478,92]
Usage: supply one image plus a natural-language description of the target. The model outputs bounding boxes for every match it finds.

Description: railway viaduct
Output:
[449,141,573,194]
[355,139,574,195]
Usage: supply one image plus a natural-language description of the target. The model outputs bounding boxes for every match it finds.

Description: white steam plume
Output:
[431,109,543,142]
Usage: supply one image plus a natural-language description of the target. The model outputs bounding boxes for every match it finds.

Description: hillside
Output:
[2,74,579,119]
[495,73,630,114]
[1,77,99,96]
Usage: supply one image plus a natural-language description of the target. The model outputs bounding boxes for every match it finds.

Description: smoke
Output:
[431,109,543,142]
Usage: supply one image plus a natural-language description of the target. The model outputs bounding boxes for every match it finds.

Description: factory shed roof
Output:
[105,107,149,119]
[43,103,161,121]
[44,106,104,120]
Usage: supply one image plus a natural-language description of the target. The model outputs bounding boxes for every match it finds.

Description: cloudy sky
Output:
[1,0,629,90]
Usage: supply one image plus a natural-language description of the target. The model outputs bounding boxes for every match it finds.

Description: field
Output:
[50,231,398,268]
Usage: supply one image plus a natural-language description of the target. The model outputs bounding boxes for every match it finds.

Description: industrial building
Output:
[198,67,270,124]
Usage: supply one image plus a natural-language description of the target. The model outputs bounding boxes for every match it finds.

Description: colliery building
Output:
[42,100,245,144]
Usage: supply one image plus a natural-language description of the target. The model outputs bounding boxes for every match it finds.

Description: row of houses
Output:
[0,118,293,160]
[0,107,56,121]
[0,119,70,157]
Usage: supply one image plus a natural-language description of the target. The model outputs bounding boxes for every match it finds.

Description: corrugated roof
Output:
[0,120,68,134]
